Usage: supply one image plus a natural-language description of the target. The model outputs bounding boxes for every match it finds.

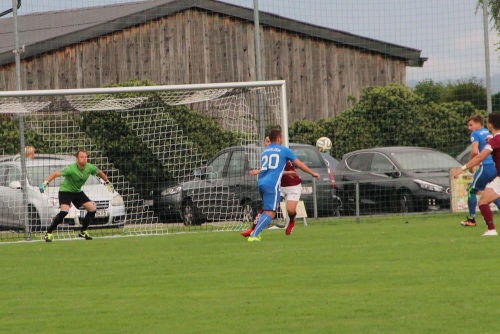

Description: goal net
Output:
[0,81,287,242]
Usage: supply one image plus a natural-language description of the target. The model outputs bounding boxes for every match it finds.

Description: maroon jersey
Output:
[485,133,500,176]
[281,161,302,187]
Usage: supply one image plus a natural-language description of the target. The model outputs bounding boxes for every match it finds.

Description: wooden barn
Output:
[0,0,426,122]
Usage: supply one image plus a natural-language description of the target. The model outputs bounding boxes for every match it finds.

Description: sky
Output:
[1,0,499,90]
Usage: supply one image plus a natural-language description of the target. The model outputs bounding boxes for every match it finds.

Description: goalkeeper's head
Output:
[75,150,88,167]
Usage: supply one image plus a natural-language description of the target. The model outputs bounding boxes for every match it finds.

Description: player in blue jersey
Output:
[461,115,500,227]
[248,129,320,242]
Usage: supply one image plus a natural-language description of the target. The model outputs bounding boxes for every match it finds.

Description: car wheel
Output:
[241,201,256,223]
[398,191,413,214]
[28,206,42,232]
[182,199,203,226]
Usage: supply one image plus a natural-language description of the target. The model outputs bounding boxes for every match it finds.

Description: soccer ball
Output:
[316,137,332,152]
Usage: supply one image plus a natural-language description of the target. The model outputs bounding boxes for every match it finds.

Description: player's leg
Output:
[249,185,279,241]
[45,192,72,242]
[240,208,263,237]
[462,166,485,226]
[74,192,96,240]
[241,189,266,237]
[463,187,478,226]
[283,185,301,235]
[482,165,500,209]
[478,179,500,236]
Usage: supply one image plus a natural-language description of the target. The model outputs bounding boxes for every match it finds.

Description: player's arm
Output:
[468,141,479,173]
[39,171,61,193]
[283,170,299,177]
[45,171,61,183]
[292,159,320,179]
[454,148,491,179]
[97,170,114,192]
[97,170,109,182]
[249,169,261,176]
[470,142,479,159]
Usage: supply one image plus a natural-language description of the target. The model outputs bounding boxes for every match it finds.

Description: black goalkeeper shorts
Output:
[59,191,92,209]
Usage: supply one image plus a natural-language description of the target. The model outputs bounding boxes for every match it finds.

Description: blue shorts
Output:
[259,184,281,211]
[470,164,498,191]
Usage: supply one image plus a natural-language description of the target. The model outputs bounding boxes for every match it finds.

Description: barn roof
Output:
[0,0,427,67]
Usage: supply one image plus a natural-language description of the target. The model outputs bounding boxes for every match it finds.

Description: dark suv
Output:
[153,143,340,225]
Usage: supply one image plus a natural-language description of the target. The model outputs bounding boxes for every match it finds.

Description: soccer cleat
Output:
[482,229,498,236]
[248,235,262,242]
[78,230,93,240]
[460,217,476,227]
[240,228,254,238]
[44,233,53,242]
[285,221,295,235]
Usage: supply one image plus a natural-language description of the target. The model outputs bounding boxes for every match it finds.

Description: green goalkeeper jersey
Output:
[59,162,98,192]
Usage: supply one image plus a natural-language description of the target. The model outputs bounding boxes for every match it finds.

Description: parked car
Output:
[148,180,184,222]
[154,143,340,225]
[333,147,461,215]
[0,158,126,231]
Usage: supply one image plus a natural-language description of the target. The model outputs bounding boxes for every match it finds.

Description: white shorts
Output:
[486,177,500,196]
[280,184,302,202]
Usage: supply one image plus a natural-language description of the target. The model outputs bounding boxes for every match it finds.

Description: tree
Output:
[413,79,446,104]
[493,91,500,111]
[288,120,325,145]
[294,83,482,159]
[413,78,487,111]
[441,77,487,111]
[478,1,500,34]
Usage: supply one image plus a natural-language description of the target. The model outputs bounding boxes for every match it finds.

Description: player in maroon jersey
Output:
[279,160,303,235]
[454,113,500,236]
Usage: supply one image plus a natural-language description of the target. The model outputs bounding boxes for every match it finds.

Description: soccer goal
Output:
[0,80,288,242]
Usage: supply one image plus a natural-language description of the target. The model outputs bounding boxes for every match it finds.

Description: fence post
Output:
[12,0,29,240]
[355,182,360,224]
[312,177,318,218]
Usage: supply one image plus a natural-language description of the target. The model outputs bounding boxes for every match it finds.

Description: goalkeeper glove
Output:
[39,181,49,193]
[105,180,114,193]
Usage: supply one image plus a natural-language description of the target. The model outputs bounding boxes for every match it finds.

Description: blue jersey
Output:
[258,143,297,188]
[471,128,493,165]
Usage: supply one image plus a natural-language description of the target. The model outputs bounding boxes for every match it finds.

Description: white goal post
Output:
[0,80,288,242]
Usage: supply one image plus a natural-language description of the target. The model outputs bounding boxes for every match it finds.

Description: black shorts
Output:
[59,191,92,209]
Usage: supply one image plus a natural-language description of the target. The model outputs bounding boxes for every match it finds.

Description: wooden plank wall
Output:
[0,9,407,122]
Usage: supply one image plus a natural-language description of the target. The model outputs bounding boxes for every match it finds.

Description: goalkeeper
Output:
[39,150,114,242]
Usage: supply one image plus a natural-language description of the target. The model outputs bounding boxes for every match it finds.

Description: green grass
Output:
[2,213,500,333]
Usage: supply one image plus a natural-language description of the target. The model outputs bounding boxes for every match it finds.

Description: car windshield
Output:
[27,165,100,186]
[290,147,325,168]
[391,151,460,171]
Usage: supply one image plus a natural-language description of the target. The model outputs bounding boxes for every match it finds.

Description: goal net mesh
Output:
[0,83,283,242]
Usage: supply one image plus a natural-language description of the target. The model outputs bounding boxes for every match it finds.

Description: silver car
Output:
[0,158,126,231]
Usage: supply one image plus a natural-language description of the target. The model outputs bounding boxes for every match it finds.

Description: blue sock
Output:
[251,213,272,237]
[468,188,477,218]
[494,198,500,210]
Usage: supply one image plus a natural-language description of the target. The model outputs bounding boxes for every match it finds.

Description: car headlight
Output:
[414,179,444,192]
[111,194,124,206]
[161,186,182,196]
[47,197,59,208]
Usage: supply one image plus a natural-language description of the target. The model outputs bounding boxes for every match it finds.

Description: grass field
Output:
[2,213,500,333]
